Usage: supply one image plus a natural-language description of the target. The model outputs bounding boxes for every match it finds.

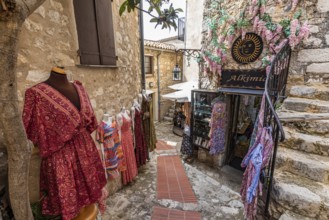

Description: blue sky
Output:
[143,0,186,41]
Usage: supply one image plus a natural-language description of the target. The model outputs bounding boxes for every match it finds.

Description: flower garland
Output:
[202,0,310,77]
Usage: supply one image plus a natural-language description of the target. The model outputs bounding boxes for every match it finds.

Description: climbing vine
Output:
[202,0,310,77]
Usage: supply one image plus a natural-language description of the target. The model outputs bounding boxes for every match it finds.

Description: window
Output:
[73,0,116,66]
[144,56,153,75]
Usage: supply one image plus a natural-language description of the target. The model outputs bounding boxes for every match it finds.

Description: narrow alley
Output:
[103,122,244,220]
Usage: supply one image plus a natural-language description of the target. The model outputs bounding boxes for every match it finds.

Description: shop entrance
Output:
[225,94,262,171]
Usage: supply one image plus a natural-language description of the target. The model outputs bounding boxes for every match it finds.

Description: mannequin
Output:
[23,66,105,220]
[44,67,80,110]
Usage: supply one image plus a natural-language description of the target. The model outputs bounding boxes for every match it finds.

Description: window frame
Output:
[144,55,154,76]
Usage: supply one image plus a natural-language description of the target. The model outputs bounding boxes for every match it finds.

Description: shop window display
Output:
[190,90,219,151]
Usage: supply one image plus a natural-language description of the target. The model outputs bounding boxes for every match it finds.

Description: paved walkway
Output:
[103,122,244,220]
[152,141,200,219]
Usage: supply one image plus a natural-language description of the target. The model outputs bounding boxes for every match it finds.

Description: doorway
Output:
[225,94,262,171]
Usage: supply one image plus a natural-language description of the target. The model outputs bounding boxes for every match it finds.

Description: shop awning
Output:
[162,90,191,102]
[168,81,198,90]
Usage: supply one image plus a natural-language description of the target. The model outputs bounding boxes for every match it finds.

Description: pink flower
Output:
[299,21,310,40]
[228,34,234,44]
[289,19,299,49]
[292,0,299,11]
[242,29,247,40]
[222,53,227,63]
[265,29,273,43]
[253,6,259,17]
[260,5,266,16]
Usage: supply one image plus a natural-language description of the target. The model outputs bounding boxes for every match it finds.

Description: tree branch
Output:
[135,6,158,18]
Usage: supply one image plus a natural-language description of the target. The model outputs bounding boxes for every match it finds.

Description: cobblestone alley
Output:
[103,122,244,220]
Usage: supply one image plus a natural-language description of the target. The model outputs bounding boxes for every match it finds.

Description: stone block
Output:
[303,37,322,47]
[26,70,48,82]
[298,49,329,63]
[317,0,329,13]
[326,35,329,45]
[309,25,319,33]
[307,63,329,73]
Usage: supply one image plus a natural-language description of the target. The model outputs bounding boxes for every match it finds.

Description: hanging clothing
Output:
[22,81,106,220]
[142,95,157,153]
[240,95,274,220]
[120,113,138,185]
[209,100,227,155]
[134,109,148,167]
[180,125,193,156]
[96,121,126,180]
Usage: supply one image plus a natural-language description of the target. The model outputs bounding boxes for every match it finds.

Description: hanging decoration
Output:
[232,33,263,64]
[202,0,309,79]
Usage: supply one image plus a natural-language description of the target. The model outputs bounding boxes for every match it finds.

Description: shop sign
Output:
[221,69,266,89]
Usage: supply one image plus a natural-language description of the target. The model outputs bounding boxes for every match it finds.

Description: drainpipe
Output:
[139,0,146,90]
[157,51,162,121]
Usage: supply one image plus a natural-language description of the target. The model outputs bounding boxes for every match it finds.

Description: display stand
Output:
[190,90,219,152]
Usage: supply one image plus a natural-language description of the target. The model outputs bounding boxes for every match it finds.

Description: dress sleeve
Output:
[87,112,98,133]
[22,88,39,144]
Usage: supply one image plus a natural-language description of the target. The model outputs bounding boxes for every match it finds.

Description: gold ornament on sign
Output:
[232,33,263,64]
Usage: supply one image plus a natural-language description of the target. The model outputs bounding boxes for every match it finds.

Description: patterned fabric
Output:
[120,113,138,185]
[142,95,157,154]
[22,81,106,220]
[134,109,148,167]
[180,134,192,156]
[96,121,126,179]
[209,101,227,155]
[240,95,274,220]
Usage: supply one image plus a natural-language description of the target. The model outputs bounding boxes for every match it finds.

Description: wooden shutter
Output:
[73,0,100,65]
[73,0,116,65]
[95,0,116,65]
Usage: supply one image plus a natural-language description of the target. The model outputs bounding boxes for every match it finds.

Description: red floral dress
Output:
[134,109,148,167]
[120,114,138,185]
[22,81,106,220]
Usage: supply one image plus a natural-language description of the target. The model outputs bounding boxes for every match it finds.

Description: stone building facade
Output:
[199,0,329,219]
[144,40,183,121]
[9,0,142,204]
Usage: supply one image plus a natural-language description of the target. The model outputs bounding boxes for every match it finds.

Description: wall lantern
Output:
[172,51,182,81]
[149,81,154,88]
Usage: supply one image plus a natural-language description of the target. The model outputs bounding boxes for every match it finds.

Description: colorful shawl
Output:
[240,95,274,220]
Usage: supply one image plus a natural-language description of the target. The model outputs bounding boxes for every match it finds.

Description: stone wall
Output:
[14,0,141,203]
[201,0,329,89]
[185,0,205,82]
[144,46,183,121]
[199,0,329,166]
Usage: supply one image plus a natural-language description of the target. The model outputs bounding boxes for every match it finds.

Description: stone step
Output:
[169,109,175,113]
[276,147,329,183]
[163,116,173,122]
[278,210,316,220]
[166,112,174,118]
[272,171,329,219]
[279,111,329,136]
[282,97,329,113]
[280,127,329,156]
[289,85,329,101]
[305,73,329,84]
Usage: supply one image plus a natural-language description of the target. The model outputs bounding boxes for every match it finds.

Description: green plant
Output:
[119,0,183,30]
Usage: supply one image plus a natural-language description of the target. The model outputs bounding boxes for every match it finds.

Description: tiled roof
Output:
[144,40,176,51]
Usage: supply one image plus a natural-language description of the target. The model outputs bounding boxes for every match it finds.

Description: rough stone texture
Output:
[281,127,329,156]
[289,85,329,101]
[306,63,329,74]
[144,47,183,121]
[15,0,141,203]
[282,97,329,113]
[317,0,329,13]
[102,122,244,220]
[184,0,205,82]
[276,147,329,183]
[271,172,329,219]
[298,48,329,63]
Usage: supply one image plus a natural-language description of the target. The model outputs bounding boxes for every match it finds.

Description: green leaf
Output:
[119,2,127,16]
[293,9,302,19]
